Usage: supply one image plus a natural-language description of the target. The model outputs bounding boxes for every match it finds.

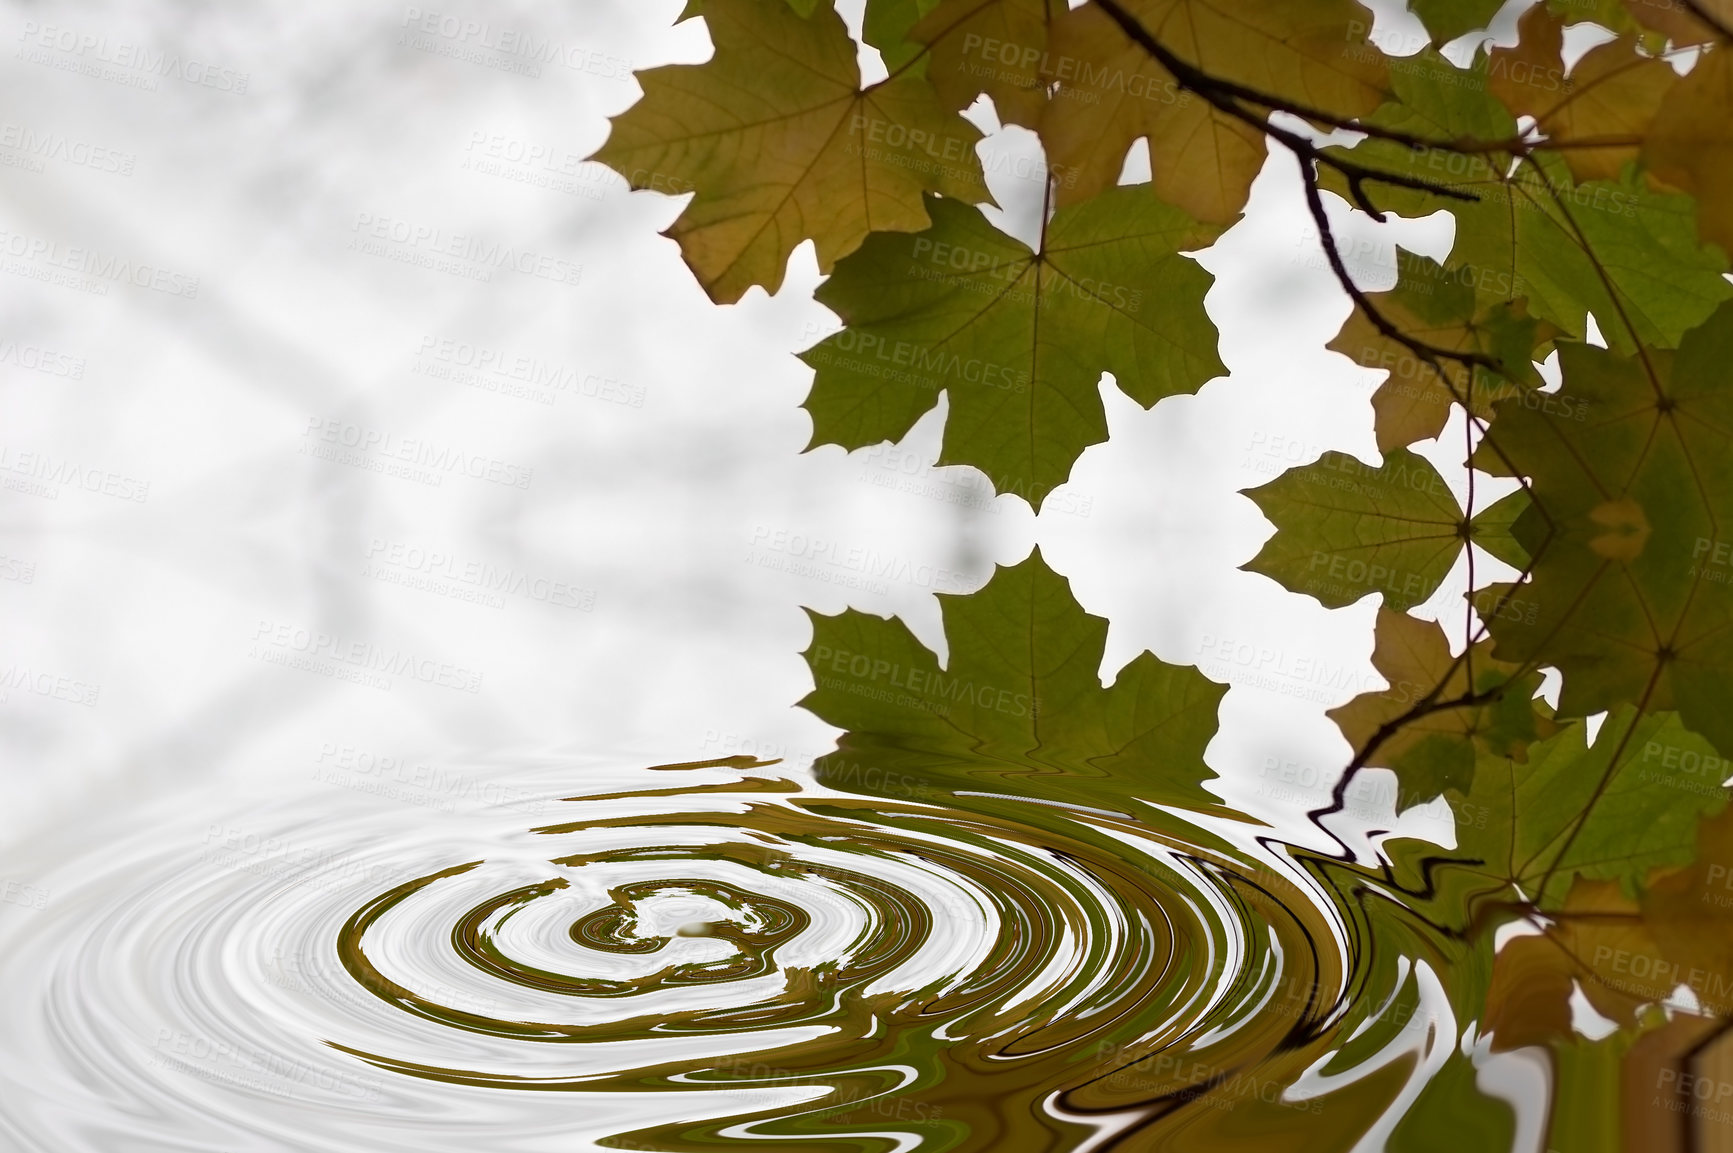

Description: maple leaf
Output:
[1379,707,1728,934]
[799,549,1227,811]
[1323,52,1731,355]
[1038,0,1389,222]
[1444,703,1727,1056]
[801,189,1222,506]
[1483,819,1733,1058]
[1329,254,1552,451]
[593,0,990,303]
[1635,803,1733,1011]
[1620,0,1733,46]
[909,0,1061,129]
[862,0,943,71]
[1318,709,1721,1061]
[1526,712,1723,896]
[1474,301,1733,756]
[1467,484,1533,576]
[1483,789,1733,1052]
[1330,609,1558,800]
[1240,448,1524,612]
[1489,6,1679,185]
[1482,878,1659,1049]
[1411,0,1506,44]
[1646,50,1733,259]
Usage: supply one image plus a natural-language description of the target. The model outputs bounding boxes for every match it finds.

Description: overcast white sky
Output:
[0,0,1540,869]
[0,2,1594,1149]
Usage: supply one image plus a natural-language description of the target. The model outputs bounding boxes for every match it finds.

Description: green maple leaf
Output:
[1410,0,1506,43]
[802,189,1223,507]
[593,0,990,303]
[1447,709,1728,1052]
[1474,300,1733,756]
[1468,482,1531,572]
[1323,51,1730,355]
[1335,709,1725,1054]
[1384,708,1728,915]
[1240,448,1523,612]
[863,0,944,71]
[799,549,1227,811]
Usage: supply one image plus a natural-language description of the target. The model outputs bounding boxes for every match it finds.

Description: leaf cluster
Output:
[596,0,1733,1145]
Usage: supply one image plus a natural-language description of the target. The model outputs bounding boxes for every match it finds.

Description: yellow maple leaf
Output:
[1646,49,1733,259]
[1490,5,1679,184]
[912,0,1061,129]
[1038,0,1388,223]
[593,0,991,302]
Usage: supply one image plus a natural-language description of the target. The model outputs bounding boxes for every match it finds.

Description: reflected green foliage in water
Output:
[801,550,1226,813]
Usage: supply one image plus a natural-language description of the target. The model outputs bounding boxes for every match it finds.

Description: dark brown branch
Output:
[1293,156,1497,374]
[1089,0,1481,154]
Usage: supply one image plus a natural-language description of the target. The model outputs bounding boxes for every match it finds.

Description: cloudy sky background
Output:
[0,0,1550,873]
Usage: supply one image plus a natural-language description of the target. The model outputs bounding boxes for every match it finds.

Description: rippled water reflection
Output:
[0,747,1477,1151]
